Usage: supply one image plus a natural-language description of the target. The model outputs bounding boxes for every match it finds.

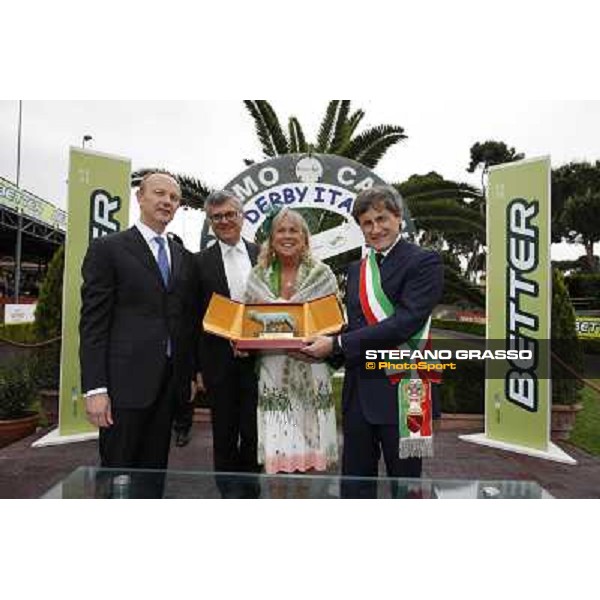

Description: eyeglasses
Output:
[208,210,241,223]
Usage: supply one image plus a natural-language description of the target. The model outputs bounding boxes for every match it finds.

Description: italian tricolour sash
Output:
[359,250,439,458]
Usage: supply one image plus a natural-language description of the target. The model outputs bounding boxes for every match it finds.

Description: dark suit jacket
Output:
[79,226,197,409]
[340,240,444,425]
[194,239,259,388]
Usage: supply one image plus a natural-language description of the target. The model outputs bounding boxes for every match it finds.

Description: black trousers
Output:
[97,360,176,498]
[207,361,260,499]
[341,392,422,499]
[173,391,194,434]
[208,360,259,474]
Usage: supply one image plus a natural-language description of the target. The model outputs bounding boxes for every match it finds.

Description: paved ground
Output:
[1,420,598,498]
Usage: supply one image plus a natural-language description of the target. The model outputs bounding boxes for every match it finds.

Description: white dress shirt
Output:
[135,220,172,269]
[219,238,252,302]
[375,233,402,261]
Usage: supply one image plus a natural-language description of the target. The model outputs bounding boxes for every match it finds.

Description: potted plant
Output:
[550,268,584,440]
[0,359,40,448]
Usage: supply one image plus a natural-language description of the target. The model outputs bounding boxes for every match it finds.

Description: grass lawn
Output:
[570,379,600,456]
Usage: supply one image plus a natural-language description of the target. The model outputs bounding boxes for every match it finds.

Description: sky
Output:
[1,99,599,257]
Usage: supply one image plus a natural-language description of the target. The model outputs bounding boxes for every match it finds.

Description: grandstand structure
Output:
[0,176,65,302]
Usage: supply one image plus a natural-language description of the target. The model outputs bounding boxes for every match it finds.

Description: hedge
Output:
[33,245,64,340]
[552,269,584,405]
[0,322,36,343]
[438,360,485,414]
[432,318,485,337]
[565,273,600,308]
[581,338,600,355]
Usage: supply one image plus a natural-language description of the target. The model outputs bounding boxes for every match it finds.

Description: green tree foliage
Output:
[564,273,600,309]
[439,360,484,414]
[551,269,584,405]
[398,172,483,240]
[245,100,408,169]
[396,171,486,305]
[32,245,64,390]
[467,140,525,199]
[33,245,64,340]
[0,359,37,419]
[551,161,600,242]
[131,169,211,210]
[467,140,525,174]
[561,188,600,272]
[553,255,600,274]
[440,256,485,307]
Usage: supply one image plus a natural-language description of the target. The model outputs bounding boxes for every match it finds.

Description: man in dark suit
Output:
[194,190,260,495]
[303,186,444,496]
[80,172,196,496]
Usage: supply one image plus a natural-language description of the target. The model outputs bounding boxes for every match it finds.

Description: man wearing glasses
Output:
[195,190,260,496]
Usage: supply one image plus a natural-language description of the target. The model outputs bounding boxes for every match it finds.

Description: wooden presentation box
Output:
[202,293,345,350]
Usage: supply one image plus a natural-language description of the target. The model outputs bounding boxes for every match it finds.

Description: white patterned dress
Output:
[245,257,339,474]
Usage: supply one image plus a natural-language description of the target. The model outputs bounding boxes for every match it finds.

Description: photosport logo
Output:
[362,347,534,376]
[357,337,563,383]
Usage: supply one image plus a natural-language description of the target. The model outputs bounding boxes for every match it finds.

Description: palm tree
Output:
[244,100,409,238]
[397,172,483,237]
[244,100,407,169]
[133,100,408,210]
[396,172,486,307]
[467,140,525,195]
[131,168,211,210]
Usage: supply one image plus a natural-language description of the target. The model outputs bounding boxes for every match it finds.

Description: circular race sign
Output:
[200,153,413,260]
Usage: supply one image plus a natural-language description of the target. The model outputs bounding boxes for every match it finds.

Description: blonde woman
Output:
[244,207,339,474]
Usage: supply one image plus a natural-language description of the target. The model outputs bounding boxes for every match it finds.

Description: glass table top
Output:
[42,467,553,499]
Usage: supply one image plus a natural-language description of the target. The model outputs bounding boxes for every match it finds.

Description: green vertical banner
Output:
[485,157,551,451]
[58,148,130,437]
[462,157,574,463]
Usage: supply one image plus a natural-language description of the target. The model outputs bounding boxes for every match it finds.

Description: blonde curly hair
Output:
[257,207,312,268]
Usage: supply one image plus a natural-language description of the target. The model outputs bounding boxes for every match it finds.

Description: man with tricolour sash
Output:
[303,186,444,497]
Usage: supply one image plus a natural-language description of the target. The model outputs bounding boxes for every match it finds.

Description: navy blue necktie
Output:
[155,236,172,356]
[155,237,170,287]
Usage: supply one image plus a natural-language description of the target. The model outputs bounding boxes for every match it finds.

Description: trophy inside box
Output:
[246,308,300,339]
[202,293,345,350]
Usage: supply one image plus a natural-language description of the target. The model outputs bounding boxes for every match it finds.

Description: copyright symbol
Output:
[366,362,376,370]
